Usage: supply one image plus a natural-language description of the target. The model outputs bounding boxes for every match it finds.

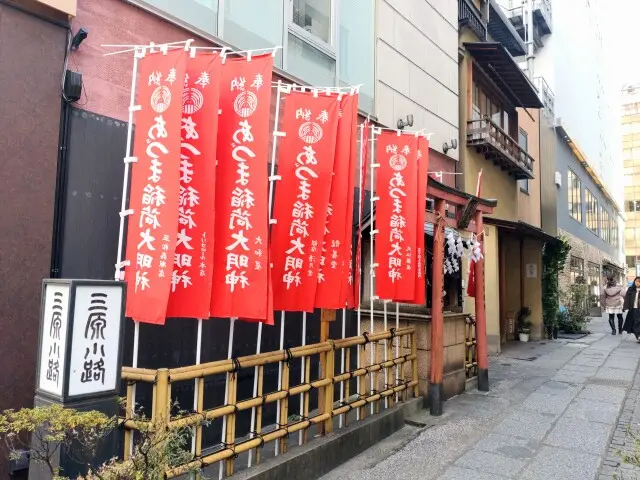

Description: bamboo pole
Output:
[279,357,290,454]
[254,365,264,464]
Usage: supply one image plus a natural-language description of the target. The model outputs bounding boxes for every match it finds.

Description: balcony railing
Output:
[534,76,554,121]
[459,0,487,41]
[467,117,535,179]
[533,0,552,35]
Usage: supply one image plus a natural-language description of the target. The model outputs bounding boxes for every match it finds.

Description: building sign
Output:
[38,283,71,397]
[526,264,538,278]
[37,280,125,400]
[68,285,124,397]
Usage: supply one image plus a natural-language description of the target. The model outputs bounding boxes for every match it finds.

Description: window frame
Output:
[285,0,338,72]
[567,169,582,223]
[585,188,598,234]
[518,128,529,193]
[569,256,584,284]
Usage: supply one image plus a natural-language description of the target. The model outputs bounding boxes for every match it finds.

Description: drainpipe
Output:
[525,0,535,78]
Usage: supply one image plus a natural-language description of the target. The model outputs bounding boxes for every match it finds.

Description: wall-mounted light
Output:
[443,139,458,154]
[397,114,414,130]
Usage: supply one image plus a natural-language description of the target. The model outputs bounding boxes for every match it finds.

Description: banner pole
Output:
[298,311,307,445]
[369,124,377,416]
[395,302,400,403]
[247,78,284,468]
[190,318,203,464]
[355,122,365,422]
[219,317,236,480]
[275,310,285,456]
[113,47,143,459]
[383,300,389,410]
[339,307,346,428]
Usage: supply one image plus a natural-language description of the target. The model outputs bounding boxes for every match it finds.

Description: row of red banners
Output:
[123,48,429,325]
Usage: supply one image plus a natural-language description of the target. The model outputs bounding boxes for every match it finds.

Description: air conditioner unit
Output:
[554,171,562,187]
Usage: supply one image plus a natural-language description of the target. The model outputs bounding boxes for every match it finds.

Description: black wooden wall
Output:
[58,107,357,446]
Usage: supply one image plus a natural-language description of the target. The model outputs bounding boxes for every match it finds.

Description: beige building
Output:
[623,84,640,283]
[458,0,551,353]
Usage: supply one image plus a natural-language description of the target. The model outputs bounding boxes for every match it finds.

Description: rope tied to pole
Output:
[231,357,242,378]
[362,331,371,344]
[284,347,294,366]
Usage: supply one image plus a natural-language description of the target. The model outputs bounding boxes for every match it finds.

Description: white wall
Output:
[533,0,621,203]
[375,0,459,159]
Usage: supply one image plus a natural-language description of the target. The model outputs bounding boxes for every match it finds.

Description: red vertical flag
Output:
[166,52,222,318]
[314,93,358,309]
[125,49,187,325]
[411,137,430,305]
[375,131,419,302]
[210,54,274,323]
[353,121,370,308]
[271,90,340,312]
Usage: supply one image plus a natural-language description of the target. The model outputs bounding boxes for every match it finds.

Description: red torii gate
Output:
[425,177,496,416]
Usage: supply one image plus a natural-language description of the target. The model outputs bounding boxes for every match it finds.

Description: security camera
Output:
[71,28,88,50]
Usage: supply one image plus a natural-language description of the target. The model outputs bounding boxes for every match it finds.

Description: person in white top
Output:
[601,276,626,335]
[622,276,640,342]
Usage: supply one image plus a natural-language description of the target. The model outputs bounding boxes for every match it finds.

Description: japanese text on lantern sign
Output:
[81,293,108,385]
[386,142,412,283]
[135,67,179,294]
[171,71,211,295]
[45,291,64,386]
[282,106,330,290]
[224,73,265,293]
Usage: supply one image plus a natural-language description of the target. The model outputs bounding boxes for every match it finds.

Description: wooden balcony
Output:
[467,117,535,180]
[459,0,487,41]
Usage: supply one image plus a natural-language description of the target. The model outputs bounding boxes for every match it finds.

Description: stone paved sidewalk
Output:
[319,317,640,480]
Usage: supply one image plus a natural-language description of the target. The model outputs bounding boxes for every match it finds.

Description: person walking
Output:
[602,276,626,335]
[623,276,640,342]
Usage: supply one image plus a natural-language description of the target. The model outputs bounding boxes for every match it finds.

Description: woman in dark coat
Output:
[623,276,640,341]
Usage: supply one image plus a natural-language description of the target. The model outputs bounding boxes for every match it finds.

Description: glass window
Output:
[292,0,332,44]
[518,129,529,193]
[570,256,584,284]
[585,189,598,234]
[587,262,600,308]
[223,0,284,67]
[568,170,582,223]
[136,0,218,35]
[628,256,637,269]
[287,33,336,86]
[338,0,374,112]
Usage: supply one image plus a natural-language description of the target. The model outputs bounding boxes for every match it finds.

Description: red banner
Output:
[209,54,274,323]
[271,90,340,312]
[166,52,222,318]
[411,137,429,305]
[353,121,370,308]
[125,49,187,324]
[314,93,357,309]
[375,131,419,302]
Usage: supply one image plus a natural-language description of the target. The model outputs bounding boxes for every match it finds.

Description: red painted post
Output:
[429,199,446,415]
[474,209,489,391]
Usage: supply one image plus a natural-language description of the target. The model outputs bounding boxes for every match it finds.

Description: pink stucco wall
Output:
[72,0,212,121]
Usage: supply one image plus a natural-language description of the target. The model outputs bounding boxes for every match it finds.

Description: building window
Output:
[570,256,584,284]
[518,129,529,193]
[568,170,582,223]
[129,0,375,113]
[628,256,637,269]
[587,262,600,308]
[612,218,619,248]
[627,200,640,212]
[585,189,598,234]
[600,205,610,243]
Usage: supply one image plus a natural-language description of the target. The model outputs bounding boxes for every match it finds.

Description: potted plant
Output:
[517,307,533,342]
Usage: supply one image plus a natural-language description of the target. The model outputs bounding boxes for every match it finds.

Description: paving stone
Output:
[521,389,576,414]
[604,356,640,369]
[492,408,556,441]
[580,384,627,404]
[439,466,512,480]
[455,449,526,478]
[564,398,622,425]
[473,433,538,460]
[595,367,636,383]
[545,417,613,454]
[520,446,602,480]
